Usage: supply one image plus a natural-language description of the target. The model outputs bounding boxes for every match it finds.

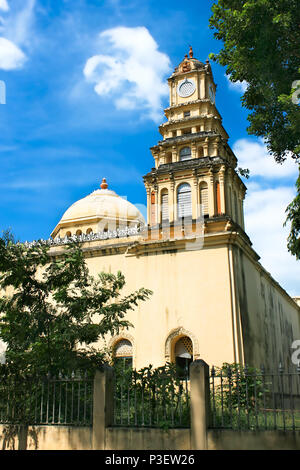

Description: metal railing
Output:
[0,371,93,426]
[113,368,190,428]
[210,364,300,431]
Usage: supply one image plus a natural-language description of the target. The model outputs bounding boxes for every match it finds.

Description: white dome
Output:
[51,178,145,238]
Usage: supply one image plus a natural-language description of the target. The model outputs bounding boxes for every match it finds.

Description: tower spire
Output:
[100,177,108,190]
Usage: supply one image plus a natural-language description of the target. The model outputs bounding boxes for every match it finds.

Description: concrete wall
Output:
[106,427,191,451]
[0,424,93,450]
[232,244,300,370]
[208,429,300,450]
[2,424,300,451]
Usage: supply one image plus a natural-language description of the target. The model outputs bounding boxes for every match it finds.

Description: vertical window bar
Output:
[289,367,295,431]
[127,379,130,426]
[220,370,224,427]
[141,379,145,427]
[253,369,258,430]
[40,381,44,424]
[271,371,277,430]
[46,373,50,425]
[134,371,137,426]
[261,366,267,430]
[244,365,250,430]
[279,363,286,430]
[211,366,216,427]
[64,377,68,425]
[58,372,62,424]
[71,371,75,424]
[236,366,241,430]
[227,366,232,428]
[77,373,81,424]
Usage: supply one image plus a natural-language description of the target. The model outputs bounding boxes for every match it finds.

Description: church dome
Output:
[51,178,145,239]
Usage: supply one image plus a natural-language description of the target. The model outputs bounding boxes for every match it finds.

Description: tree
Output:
[0,231,152,376]
[209,0,300,258]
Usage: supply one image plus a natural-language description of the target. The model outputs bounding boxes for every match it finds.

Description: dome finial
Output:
[189,45,193,58]
[100,177,108,190]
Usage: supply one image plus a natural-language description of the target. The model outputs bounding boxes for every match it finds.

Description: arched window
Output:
[177,183,192,218]
[161,189,169,222]
[179,147,191,161]
[174,336,193,379]
[76,229,82,236]
[113,339,133,370]
[86,228,93,235]
[199,182,209,217]
[66,231,71,238]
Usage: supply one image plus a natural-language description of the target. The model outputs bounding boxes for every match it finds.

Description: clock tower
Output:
[143,47,247,240]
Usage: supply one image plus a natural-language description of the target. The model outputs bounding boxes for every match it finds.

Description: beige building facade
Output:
[48,49,300,372]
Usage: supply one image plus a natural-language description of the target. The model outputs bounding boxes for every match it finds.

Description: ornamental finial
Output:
[100,177,108,189]
[189,45,193,58]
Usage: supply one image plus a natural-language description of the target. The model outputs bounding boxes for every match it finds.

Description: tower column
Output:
[219,165,226,215]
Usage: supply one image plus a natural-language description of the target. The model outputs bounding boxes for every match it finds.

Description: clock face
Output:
[209,84,215,104]
[177,79,196,98]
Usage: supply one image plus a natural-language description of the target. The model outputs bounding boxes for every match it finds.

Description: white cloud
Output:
[9,0,35,47]
[0,0,35,70]
[83,26,171,122]
[233,138,299,180]
[244,185,300,296]
[226,74,248,93]
[0,36,26,69]
[0,0,9,12]
[236,137,300,296]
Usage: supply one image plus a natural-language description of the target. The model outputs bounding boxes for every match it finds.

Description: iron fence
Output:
[210,364,300,431]
[0,371,93,426]
[113,367,190,428]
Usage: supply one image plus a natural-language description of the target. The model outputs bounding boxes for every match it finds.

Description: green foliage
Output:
[0,231,152,376]
[211,363,270,429]
[114,363,190,429]
[209,0,300,258]
[285,170,300,259]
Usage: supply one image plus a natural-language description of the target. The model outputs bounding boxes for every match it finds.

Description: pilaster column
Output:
[191,142,197,159]
[219,165,226,214]
[172,145,178,163]
[203,138,209,157]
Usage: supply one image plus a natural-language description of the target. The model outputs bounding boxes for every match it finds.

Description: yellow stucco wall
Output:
[84,240,235,370]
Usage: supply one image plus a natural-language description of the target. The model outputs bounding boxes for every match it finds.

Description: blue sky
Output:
[0,0,299,295]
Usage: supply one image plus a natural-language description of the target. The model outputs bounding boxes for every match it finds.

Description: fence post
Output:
[190,360,210,450]
[92,365,114,450]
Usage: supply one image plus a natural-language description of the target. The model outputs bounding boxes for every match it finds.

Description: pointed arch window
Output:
[113,339,133,371]
[174,336,193,379]
[177,183,192,218]
[179,147,191,161]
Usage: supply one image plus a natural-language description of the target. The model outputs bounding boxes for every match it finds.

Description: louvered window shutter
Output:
[200,184,208,216]
[161,192,169,221]
[177,183,192,218]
